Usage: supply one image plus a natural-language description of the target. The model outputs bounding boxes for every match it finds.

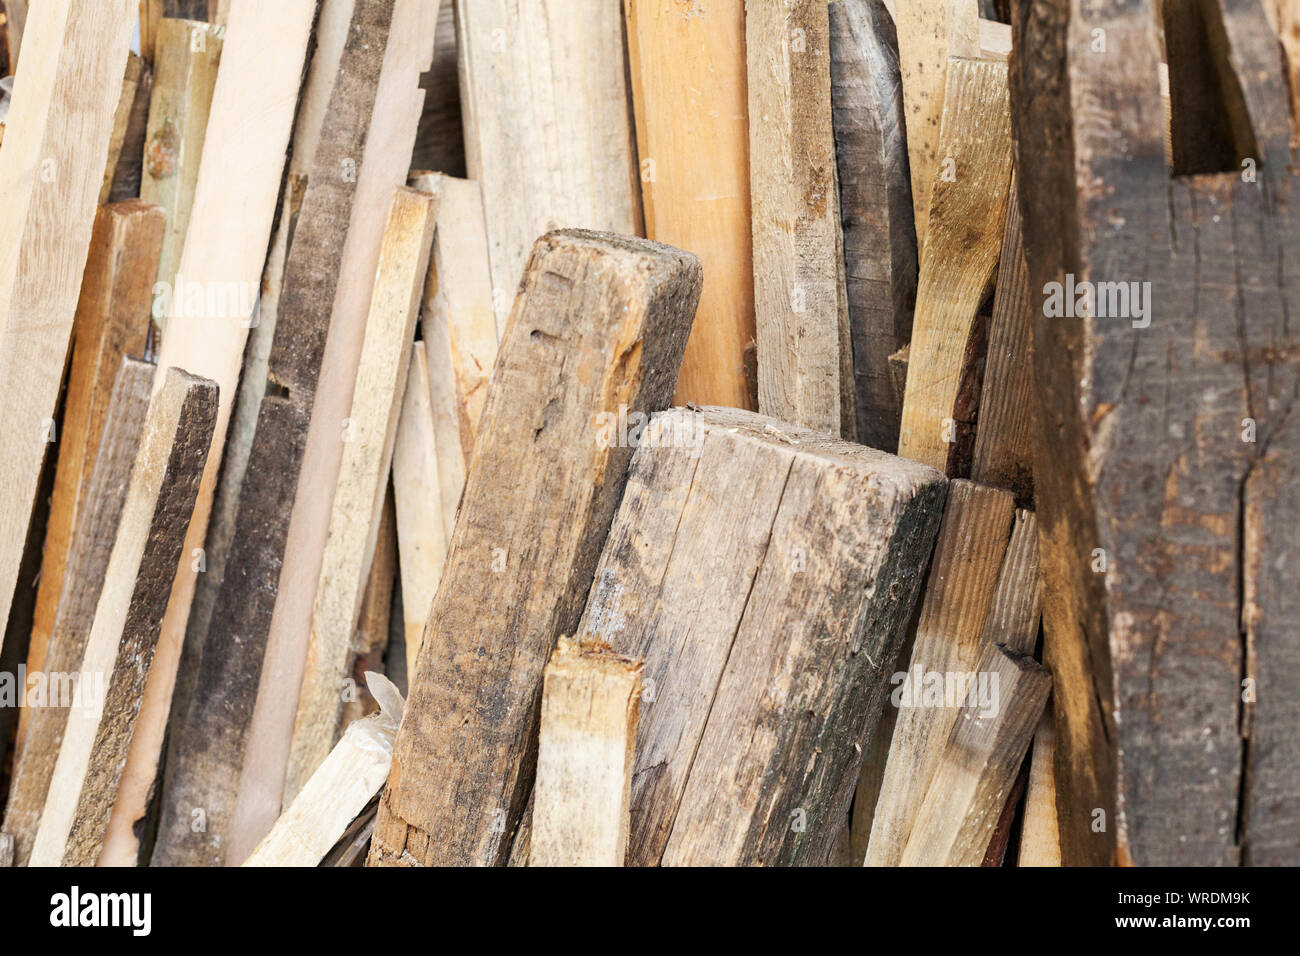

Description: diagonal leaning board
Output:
[368,230,702,867]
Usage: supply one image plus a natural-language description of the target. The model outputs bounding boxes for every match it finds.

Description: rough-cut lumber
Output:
[99,53,141,204]
[100,0,317,868]
[1017,707,1061,866]
[969,174,1033,502]
[1010,0,1298,865]
[391,343,447,676]
[893,0,979,248]
[244,674,403,867]
[530,638,642,868]
[865,479,1015,866]
[369,231,702,868]
[748,0,853,439]
[900,643,1051,866]
[571,408,946,867]
[141,17,225,330]
[980,509,1041,655]
[829,0,917,451]
[0,0,135,648]
[29,368,216,867]
[22,201,163,739]
[625,0,755,409]
[896,57,1012,474]
[287,187,437,801]
[153,0,420,868]
[1,358,153,867]
[456,0,640,297]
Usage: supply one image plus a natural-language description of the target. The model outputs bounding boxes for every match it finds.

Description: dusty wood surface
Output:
[1010,0,1299,865]
[368,230,701,867]
[530,638,642,867]
[897,56,1012,475]
[865,479,1015,865]
[0,0,135,648]
[626,0,755,410]
[1,359,154,866]
[29,368,216,867]
[456,0,640,298]
[245,675,402,867]
[893,0,979,248]
[287,187,437,801]
[1017,706,1061,866]
[900,642,1051,866]
[830,0,917,451]
[748,0,853,439]
[22,201,162,745]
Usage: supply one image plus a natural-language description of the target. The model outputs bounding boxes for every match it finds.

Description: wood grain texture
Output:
[153,0,413,868]
[830,0,917,451]
[1017,706,1061,866]
[893,0,979,248]
[897,56,1011,475]
[29,368,216,867]
[969,173,1033,502]
[0,0,135,647]
[1,358,153,867]
[530,638,641,867]
[1010,0,1298,865]
[140,17,225,329]
[341,488,396,730]
[22,201,163,741]
[865,479,1015,866]
[900,642,1051,866]
[368,230,701,868]
[748,0,853,438]
[625,0,755,410]
[456,0,640,298]
[979,508,1041,655]
[287,187,437,801]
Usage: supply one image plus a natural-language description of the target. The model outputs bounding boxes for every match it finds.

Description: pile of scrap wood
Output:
[0,0,1295,869]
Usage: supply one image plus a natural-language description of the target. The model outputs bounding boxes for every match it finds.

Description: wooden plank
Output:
[979,17,1011,60]
[565,407,946,867]
[97,0,318,868]
[747,0,853,439]
[368,231,701,868]
[28,368,217,867]
[0,0,135,647]
[391,343,447,677]
[969,174,1034,502]
[340,488,396,730]
[864,479,1015,866]
[979,509,1041,655]
[152,0,421,868]
[244,674,403,867]
[0,358,153,867]
[1017,707,1061,866]
[140,17,225,332]
[4,0,25,68]
[829,0,917,450]
[456,0,640,297]
[1010,0,1298,865]
[625,0,754,409]
[899,643,1051,866]
[286,186,437,801]
[892,0,979,248]
[20,201,163,746]
[896,56,1012,475]
[530,638,642,867]
[410,0,465,178]
[99,53,141,204]
[106,54,153,202]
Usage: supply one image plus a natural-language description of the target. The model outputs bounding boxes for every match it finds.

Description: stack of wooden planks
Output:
[0,0,1294,870]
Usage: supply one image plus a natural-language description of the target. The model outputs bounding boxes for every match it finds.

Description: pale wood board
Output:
[1017,706,1062,866]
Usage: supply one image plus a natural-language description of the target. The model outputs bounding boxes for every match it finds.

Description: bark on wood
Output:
[1010,0,1298,865]
[287,186,437,801]
[829,0,918,451]
[865,479,1015,866]
[1,358,153,867]
[0,0,135,647]
[900,643,1051,866]
[29,368,217,867]
[748,0,854,439]
[368,230,701,868]
[1017,706,1061,866]
[625,0,755,410]
[897,56,1012,475]
[530,638,642,868]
